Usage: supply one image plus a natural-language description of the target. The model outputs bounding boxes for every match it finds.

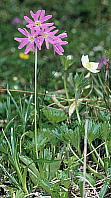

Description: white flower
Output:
[81,55,99,73]
[52,71,61,77]
[67,55,73,60]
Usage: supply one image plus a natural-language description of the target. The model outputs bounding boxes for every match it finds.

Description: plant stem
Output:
[105,142,109,158]
[90,142,104,168]
[20,132,29,155]
[83,119,88,198]
[68,144,83,164]
[75,102,81,124]
[63,71,70,106]
[69,143,104,179]
[35,47,38,159]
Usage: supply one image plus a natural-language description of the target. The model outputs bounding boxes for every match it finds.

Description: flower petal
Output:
[87,68,100,73]
[24,16,33,24]
[18,39,29,49]
[58,41,68,45]
[57,32,67,39]
[50,30,59,36]
[35,37,44,50]
[53,45,63,55]
[24,42,34,54]
[57,44,64,52]
[39,10,45,20]
[41,15,52,23]
[14,37,23,42]
[41,22,54,27]
[18,28,29,37]
[35,10,42,21]
[30,10,36,21]
[81,55,89,68]
[14,37,28,42]
[46,26,56,32]
[26,24,35,29]
[45,39,50,49]
[90,62,99,69]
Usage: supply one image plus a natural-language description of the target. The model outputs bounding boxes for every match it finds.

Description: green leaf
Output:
[28,169,51,192]
[94,87,103,97]
[100,122,111,141]
[99,183,109,198]
[60,55,74,70]
[87,120,100,143]
[0,163,20,189]
[15,190,25,198]
[88,165,104,179]
[69,101,76,117]
[42,106,67,123]
[19,155,39,176]
[22,167,28,194]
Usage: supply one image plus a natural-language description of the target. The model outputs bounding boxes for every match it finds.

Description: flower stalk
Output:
[83,119,88,198]
[35,47,38,159]
[63,71,70,106]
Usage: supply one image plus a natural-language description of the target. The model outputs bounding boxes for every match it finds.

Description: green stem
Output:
[63,71,70,106]
[98,73,106,94]
[87,165,104,179]
[75,103,81,124]
[105,143,109,158]
[14,160,22,183]
[90,142,104,168]
[105,142,109,172]
[83,120,88,198]
[14,160,28,193]
[69,144,104,179]
[20,132,29,155]
[35,47,38,159]
[68,144,83,164]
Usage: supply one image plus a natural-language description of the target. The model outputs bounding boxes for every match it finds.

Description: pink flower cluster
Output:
[14,10,68,55]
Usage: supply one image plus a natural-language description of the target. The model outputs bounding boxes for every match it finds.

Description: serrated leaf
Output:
[42,106,67,123]
[87,120,100,143]
[15,190,25,198]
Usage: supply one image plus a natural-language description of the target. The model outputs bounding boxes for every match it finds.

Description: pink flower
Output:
[38,28,68,53]
[98,56,109,67]
[53,41,68,55]
[11,16,22,25]
[38,26,59,49]
[14,9,68,55]
[53,32,68,55]
[14,28,40,54]
[24,10,53,30]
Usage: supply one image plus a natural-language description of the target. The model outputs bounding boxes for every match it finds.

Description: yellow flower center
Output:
[35,21,41,26]
[86,62,93,69]
[43,32,48,37]
[29,36,34,41]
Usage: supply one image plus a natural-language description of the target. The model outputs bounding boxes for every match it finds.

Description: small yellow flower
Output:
[19,52,30,60]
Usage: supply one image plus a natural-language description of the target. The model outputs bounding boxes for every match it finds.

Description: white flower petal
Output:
[87,68,100,73]
[81,55,89,68]
[91,69,99,73]
[90,62,99,69]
